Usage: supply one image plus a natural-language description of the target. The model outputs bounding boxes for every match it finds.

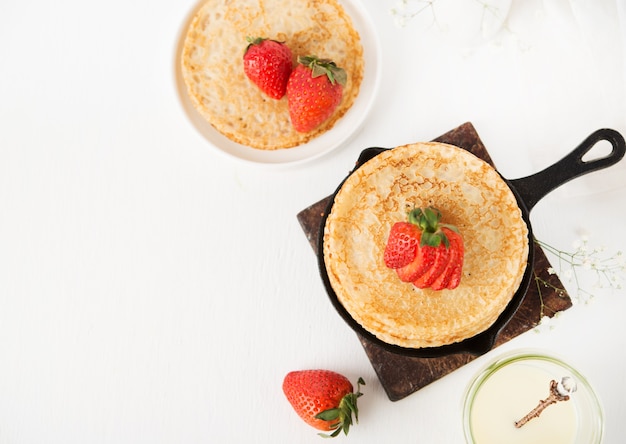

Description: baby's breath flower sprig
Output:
[536,237,625,296]
[389,0,434,28]
[533,270,564,320]
[533,236,625,331]
[389,0,505,31]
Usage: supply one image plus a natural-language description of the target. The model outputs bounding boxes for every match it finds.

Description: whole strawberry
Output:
[283,369,365,438]
[243,37,293,99]
[286,55,346,133]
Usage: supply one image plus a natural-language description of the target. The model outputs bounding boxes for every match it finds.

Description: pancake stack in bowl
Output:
[181,0,364,150]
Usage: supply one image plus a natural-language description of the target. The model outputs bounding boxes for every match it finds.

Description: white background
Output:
[1,0,626,442]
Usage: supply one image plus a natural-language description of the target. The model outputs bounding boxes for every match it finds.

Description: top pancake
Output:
[322,142,529,349]
[181,0,364,150]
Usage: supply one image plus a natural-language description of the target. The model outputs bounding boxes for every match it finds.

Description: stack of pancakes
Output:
[322,142,530,349]
[181,0,364,150]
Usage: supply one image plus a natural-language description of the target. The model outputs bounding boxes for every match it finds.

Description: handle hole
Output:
[582,139,614,163]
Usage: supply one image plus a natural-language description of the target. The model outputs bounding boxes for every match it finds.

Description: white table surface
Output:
[2,0,626,442]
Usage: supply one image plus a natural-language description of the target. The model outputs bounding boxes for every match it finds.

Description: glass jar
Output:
[462,350,603,444]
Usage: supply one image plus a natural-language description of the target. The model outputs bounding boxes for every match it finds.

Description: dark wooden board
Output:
[297,122,572,401]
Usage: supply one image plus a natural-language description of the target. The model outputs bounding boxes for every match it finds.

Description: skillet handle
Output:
[508,128,626,212]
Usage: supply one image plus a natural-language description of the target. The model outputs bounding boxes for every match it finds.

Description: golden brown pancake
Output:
[322,142,529,348]
[181,0,364,150]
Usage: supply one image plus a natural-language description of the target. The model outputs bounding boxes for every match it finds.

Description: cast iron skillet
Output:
[318,128,626,358]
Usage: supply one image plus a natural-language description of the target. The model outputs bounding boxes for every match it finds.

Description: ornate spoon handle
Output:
[515,377,577,429]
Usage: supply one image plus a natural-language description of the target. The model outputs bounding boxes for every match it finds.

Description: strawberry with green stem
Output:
[283,369,365,438]
[243,37,293,99]
[384,207,464,290]
[286,55,346,133]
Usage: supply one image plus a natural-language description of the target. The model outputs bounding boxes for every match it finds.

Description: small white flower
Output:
[573,236,589,254]
[557,376,577,396]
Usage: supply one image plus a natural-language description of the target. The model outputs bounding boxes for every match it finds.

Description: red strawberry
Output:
[384,222,421,268]
[443,230,465,290]
[385,207,464,290]
[395,235,438,282]
[430,229,464,290]
[243,37,293,99]
[412,239,451,289]
[286,55,346,133]
[283,370,365,438]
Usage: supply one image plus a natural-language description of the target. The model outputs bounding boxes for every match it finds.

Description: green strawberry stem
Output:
[245,36,265,44]
[315,377,365,438]
[408,207,458,248]
[297,55,347,86]
[244,36,285,54]
[244,36,264,54]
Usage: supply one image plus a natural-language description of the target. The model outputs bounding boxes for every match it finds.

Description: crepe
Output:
[322,142,529,348]
[181,0,364,150]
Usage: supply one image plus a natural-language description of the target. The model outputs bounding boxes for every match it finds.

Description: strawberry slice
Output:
[446,262,463,290]
[384,222,421,269]
[412,241,451,289]
[395,241,437,282]
[430,228,463,290]
[445,233,465,290]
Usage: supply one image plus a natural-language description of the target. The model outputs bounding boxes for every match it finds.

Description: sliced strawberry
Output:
[384,222,421,269]
[396,243,437,282]
[413,242,450,289]
[445,232,465,290]
[446,262,463,290]
[384,207,465,290]
[430,263,453,290]
[430,228,462,290]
